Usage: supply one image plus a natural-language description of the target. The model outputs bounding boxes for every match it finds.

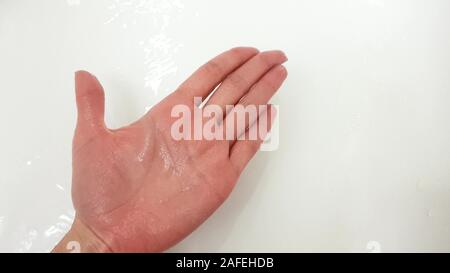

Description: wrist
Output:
[52,216,112,253]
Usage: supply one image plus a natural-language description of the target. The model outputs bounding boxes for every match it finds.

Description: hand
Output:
[53,47,288,252]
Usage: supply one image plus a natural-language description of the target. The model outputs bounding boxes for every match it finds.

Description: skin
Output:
[53,47,288,253]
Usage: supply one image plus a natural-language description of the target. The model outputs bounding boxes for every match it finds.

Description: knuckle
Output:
[203,60,224,79]
[263,77,279,90]
[226,73,248,90]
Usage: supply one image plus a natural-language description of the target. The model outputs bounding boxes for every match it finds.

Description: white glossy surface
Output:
[1,0,449,252]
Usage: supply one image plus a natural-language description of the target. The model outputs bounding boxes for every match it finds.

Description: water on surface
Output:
[0,0,450,252]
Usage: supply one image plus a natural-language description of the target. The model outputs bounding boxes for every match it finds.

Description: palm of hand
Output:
[71,47,287,252]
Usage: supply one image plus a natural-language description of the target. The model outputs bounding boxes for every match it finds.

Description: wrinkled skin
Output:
[66,47,287,252]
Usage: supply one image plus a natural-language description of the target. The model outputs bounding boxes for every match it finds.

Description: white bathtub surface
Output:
[0,0,449,252]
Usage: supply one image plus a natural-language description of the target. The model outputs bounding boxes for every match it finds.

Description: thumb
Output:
[74,70,106,136]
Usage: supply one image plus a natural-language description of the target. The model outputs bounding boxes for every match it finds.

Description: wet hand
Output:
[54,47,287,252]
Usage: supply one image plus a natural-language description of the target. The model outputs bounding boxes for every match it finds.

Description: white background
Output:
[0,0,449,252]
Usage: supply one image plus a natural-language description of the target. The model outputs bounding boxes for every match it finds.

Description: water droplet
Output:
[181,185,191,192]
